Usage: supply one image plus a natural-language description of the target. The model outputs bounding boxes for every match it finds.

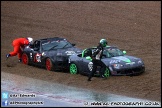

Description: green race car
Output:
[68,46,145,77]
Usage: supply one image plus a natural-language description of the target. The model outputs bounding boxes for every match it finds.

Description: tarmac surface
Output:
[1,72,161,107]
[1,1,161,104]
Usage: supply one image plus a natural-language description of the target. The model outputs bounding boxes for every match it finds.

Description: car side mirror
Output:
[123,50,126,55]
[72,43,76,46]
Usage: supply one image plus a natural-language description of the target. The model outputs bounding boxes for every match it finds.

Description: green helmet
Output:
[100,39,107,47]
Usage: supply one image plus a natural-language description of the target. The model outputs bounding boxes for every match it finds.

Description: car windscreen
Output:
[103,47,124,57]
[41,40,73,51]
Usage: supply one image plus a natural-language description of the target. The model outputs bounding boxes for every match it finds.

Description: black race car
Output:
[21,37,82,71]
[68,46,145,77]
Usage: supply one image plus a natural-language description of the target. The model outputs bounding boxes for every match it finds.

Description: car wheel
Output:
[22,53,29,65]
[46,58,54,71]
[69,63,78,74]
[104,68,110,78]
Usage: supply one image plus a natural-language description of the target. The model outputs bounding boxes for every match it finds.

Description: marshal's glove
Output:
[6,54,10,59]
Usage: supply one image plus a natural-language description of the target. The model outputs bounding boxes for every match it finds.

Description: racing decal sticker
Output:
[110,60,121,64]
[57,52,62,56]
[65,51,76,55]
[34,53,42,62]
[76,50,81,53]
[88,62,93,71]
[126,62,135,65]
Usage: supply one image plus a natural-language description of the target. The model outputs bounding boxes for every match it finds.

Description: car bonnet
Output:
[102,55,142,65]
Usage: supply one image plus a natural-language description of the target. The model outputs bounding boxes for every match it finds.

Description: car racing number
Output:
[34,53,42,62]
[110,60,121,64]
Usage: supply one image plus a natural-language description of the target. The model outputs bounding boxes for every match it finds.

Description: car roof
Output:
[37,37,67,42]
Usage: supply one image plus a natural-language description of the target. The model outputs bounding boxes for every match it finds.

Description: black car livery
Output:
[22,37,82,71]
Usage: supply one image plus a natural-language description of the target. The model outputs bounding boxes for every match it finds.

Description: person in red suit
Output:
[6,37,33,62]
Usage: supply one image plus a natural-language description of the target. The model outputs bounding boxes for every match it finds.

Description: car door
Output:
[31,40,42,65]
[81,57,92,74]
[80,48,93,74]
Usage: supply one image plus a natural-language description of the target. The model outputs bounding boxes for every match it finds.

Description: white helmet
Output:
[27,37,33,43]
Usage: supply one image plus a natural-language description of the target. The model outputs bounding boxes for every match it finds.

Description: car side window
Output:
[77,53,82,57]
[34,41,40,48]
[83,49,92,57]
[103,50,110,58]
[32,41,40,51]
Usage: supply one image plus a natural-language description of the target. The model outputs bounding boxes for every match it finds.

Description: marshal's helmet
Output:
[100,39,107,47]
[27,37,33,44]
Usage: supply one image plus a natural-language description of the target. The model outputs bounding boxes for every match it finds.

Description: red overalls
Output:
[9,38,29,59]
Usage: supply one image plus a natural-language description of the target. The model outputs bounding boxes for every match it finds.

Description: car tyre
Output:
[22,53,29,65]
[69,63,79,74]
[104,67,110,78]
[46,58,54,71]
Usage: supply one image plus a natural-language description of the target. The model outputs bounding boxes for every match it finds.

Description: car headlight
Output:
[138,60,143,64]
[113,64,123,69]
